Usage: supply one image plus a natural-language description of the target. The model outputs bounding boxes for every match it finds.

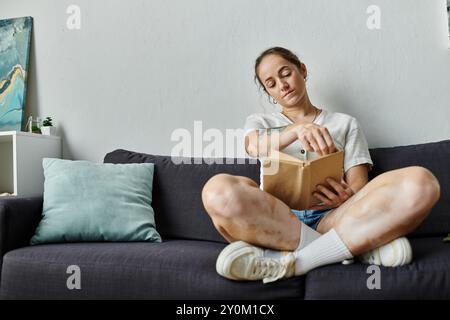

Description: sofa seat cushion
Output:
[0,240,305,300]
[304,237,450,299]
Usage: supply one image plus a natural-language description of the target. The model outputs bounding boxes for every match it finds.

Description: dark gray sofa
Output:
[0,139,449,299]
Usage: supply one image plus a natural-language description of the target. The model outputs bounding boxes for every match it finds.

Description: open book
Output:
[260,149,344,210]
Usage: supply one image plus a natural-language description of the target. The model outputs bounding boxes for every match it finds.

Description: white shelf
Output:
[0,130,62,197]
[0,130,61,141]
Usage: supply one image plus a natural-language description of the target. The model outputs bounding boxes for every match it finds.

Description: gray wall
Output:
[1,0,449,162]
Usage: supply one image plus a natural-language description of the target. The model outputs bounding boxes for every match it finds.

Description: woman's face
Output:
[257,54,307,107]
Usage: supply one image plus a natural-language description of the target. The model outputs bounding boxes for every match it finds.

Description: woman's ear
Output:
[300,63,308,80]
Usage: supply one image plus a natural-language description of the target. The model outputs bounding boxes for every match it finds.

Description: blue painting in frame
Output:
[0,17,33,131]
[447,0,450,41]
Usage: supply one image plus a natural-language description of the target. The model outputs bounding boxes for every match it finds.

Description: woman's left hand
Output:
[308,178,354,210]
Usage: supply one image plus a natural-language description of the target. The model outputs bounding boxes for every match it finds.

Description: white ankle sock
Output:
[264,222,321,259]
[296,222,322,251]
[294,228,353,276]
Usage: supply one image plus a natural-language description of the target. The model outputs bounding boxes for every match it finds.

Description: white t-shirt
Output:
[243,109,373,173]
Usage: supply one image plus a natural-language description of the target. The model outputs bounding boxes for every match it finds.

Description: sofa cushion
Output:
[31,159,161,244]
[104,150,260,243]
[368,140,450,237]
[0,240,305,299]
[304,237,450,299]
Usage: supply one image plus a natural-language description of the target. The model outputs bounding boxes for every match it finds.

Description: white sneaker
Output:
[216,241,296,284]
[358,237,413,267]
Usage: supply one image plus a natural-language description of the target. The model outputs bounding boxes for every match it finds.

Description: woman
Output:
[201,47,441,283]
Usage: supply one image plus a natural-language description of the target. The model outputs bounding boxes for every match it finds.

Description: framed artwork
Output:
[448,0,450,41]
[0,17,33,132]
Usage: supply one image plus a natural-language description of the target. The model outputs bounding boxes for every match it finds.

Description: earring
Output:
[271,97,277,104]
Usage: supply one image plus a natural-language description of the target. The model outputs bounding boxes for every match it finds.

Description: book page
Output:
[265,149,302,163]
[261,149,344,210]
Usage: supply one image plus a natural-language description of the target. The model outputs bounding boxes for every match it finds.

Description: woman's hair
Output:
[254,46,302,94]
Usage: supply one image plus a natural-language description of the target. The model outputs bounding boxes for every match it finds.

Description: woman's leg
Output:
[315,166,441,255]
[203,166,440,256]
[202,173,302,251]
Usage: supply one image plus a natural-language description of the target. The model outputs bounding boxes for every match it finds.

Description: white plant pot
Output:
[41,126,56,136]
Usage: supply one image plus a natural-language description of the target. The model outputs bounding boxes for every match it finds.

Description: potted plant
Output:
[40,117,56,136]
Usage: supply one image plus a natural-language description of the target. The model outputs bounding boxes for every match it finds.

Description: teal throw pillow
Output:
[31,158,161,244]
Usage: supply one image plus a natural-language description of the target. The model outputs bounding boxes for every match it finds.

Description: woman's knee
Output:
[400,166,440,208]
[201,173,253,219]
[336,166,440,230]
[388,167,440,229]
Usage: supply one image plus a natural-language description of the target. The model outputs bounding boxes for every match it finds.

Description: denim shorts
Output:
[291,208,333,231]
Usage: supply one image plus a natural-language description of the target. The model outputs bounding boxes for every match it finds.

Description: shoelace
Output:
[251,258,286,283]
[360,248,380,264]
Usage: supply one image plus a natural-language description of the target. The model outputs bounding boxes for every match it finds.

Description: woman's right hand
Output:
[291,122,337,156]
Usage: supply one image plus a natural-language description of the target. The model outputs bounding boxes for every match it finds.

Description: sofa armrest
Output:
[0,196,43,256]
